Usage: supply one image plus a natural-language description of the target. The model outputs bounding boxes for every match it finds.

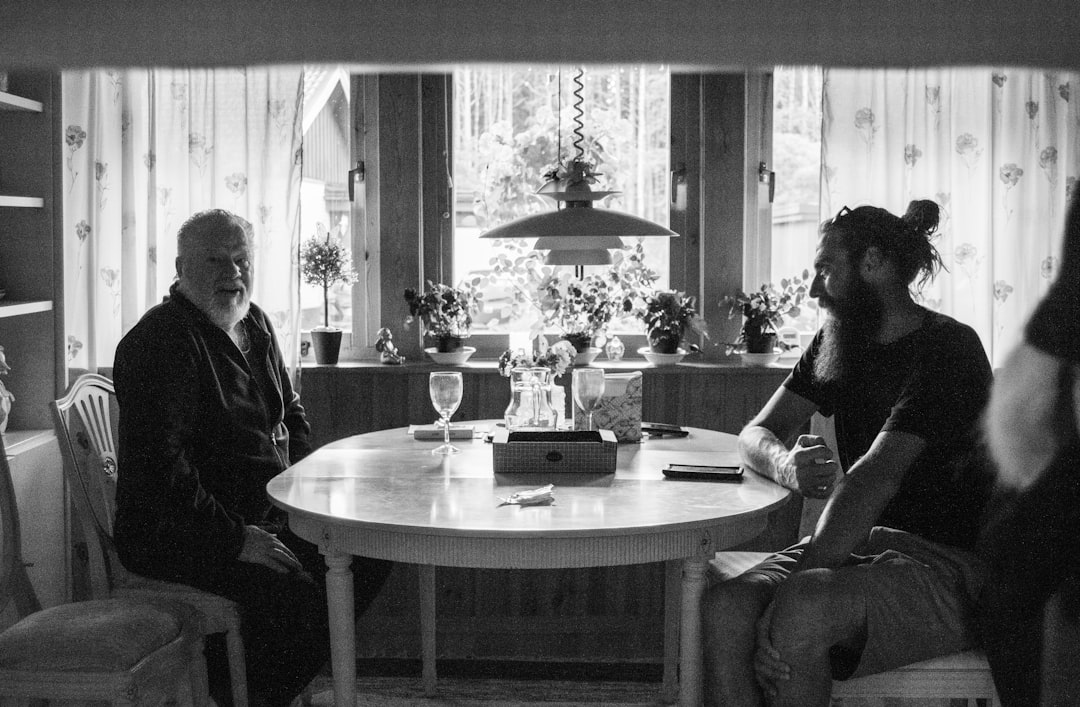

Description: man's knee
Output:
[768,569,863,654]
[702,575,774,646]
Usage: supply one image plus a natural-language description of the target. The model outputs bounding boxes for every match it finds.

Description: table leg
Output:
[419,564,437,695]
[680,557,709,707]
[325,551,355,707]
[663,559,682,703]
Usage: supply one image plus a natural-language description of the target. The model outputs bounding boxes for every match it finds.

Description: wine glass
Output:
[429,372,464,455]
[572,368,606,432]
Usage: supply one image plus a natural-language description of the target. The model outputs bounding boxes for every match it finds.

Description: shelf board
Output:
[0,300,53,318]
[0,91,44,112]
[2,429,56,457]
[0,195,45,208]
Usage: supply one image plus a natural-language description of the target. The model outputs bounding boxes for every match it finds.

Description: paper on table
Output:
[409,424,475,440]
[498,484,555,507]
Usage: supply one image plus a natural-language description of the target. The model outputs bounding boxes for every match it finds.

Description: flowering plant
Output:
[637,290,708,352]
[723,271,809,352]
[403,280,480,342]
[497,340,576,379]
[535,272,617,349]
[301,224,358,329]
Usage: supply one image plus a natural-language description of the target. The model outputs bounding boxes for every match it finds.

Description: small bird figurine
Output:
[375,327,405,365]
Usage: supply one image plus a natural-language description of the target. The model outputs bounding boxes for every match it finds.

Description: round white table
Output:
[267,423,791,706]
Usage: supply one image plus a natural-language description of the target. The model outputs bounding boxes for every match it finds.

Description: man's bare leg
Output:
[702,574,777,707]
[765,568,867,707]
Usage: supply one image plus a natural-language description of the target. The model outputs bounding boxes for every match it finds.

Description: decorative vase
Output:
[648,328,681,354]
[745,332,777,354]
[504,367,557,431]
[310,328,343,365]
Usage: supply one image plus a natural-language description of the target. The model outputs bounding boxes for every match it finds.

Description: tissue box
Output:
[573,371,643,442]
[491,429,617,473]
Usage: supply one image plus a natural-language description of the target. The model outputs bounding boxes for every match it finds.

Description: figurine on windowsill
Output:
[375,327,405,365]
[0,345,15,434]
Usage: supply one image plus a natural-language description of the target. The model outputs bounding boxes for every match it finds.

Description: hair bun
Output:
[902,199,940,236]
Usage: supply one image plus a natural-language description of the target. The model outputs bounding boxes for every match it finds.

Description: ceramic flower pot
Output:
[564,332,594,353]
[648,328,681,354]
[310,328,343,365]
[435,335,466,353]
[744,332,777,354]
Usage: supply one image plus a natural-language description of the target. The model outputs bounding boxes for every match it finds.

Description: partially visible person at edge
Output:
[112,209,392,707]
[979,188,1080,706]
[702,200,994,706]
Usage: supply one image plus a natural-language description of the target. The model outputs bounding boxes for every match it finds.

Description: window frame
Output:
[348,70,769,364]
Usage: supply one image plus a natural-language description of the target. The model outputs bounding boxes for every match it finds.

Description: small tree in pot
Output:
[301,224,358,364]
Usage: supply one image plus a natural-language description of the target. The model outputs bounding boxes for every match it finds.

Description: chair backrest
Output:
[50,373,130,598]
[0,433,43,623]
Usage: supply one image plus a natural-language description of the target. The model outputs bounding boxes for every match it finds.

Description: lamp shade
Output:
[479,205,678,240]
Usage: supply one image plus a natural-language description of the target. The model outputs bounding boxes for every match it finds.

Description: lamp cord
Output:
[571,68,585,161]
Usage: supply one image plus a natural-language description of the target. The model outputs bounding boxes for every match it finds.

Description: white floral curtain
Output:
[61,67,304,372]
[822,67,1080,367]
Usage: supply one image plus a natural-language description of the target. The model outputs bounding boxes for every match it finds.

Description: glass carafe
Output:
[504,367,557,431]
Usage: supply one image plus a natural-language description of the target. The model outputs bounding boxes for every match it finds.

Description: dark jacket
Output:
[112,285,311,582]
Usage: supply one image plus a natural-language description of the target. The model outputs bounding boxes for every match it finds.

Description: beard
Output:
[813,279,884,385]
[206,293,250,331]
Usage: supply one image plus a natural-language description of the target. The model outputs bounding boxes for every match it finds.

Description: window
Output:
[769,65,824,335]
[451,66,672,339]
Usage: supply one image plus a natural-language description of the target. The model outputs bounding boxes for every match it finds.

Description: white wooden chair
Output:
[51,372,249,707]
[0,428,209,706]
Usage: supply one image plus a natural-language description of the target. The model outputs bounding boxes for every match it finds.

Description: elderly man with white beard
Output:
[112,209,391,707]
[702,201,994,707]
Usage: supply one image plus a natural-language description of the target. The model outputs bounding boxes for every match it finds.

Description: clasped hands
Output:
[239,524,303,573]
[784,434,839,499]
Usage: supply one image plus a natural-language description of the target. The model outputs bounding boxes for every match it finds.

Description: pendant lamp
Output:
[479,69,676,266]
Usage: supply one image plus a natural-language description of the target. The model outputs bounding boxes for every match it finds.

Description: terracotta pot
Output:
[311,329,343,364]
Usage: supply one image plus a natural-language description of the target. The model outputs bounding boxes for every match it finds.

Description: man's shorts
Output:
[735,526,986,680]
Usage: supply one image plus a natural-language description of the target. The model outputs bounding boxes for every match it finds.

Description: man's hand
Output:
[238,525,303,573]
[753,601,790,699]
[784,434,839,499]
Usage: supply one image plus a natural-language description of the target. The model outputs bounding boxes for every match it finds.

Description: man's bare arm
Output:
[798,429,926,570]
[739,386,839,499]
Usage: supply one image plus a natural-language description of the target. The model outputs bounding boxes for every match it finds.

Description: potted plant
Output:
[724,271,809,356]
[637,290,709,355]
[534,272,617,364]
[300,225,358,365]
[403,280,481,361]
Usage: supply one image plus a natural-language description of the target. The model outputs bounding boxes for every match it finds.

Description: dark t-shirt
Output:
[784,310,994,550]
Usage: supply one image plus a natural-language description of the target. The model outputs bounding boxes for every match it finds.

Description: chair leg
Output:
[190,637,211,707]
[225,625,249,707]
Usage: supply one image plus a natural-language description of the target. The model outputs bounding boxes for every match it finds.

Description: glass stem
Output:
[443,414,450,446]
